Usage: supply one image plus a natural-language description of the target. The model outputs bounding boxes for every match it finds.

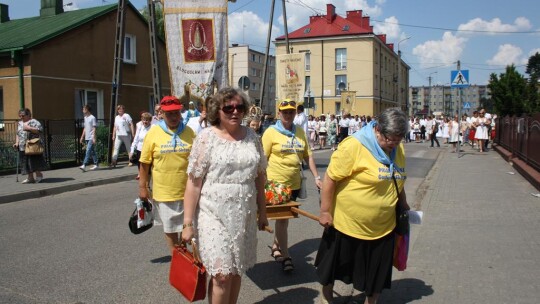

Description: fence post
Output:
[45,120,52,169]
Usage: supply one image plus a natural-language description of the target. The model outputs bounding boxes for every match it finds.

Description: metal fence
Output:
[495,113,540,172]
[0,119,121,172]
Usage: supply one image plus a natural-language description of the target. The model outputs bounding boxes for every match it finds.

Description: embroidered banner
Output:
[163,0,229,101]
[276,53,305,105]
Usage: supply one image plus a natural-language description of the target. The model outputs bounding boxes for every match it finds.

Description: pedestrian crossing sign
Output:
[451,70,469,88]
[463,102,471,109]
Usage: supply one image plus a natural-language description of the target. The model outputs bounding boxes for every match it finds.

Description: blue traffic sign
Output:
[451,70,470,88]
[463,102,471,109]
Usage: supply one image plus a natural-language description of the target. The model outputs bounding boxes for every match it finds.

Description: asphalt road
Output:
[0,142,441,304]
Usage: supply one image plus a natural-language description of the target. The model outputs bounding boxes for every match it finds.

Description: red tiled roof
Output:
[275,4,394,50]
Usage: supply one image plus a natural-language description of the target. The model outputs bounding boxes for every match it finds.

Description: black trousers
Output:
[430,133,440,147]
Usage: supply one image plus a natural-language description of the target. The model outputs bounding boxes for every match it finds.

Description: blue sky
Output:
[3,0,539,87]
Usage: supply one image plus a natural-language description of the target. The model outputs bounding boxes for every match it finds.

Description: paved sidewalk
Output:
[381,147,540,303]
[0,162,138,204]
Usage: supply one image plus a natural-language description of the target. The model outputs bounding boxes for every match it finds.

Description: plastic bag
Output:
[393,232,409,271]
[128,198,154,234]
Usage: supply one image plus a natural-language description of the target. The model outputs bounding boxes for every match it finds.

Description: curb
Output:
[493,144,540,191]
[0,173,138,205]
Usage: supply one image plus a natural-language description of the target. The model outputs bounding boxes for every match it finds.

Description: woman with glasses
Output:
[262,99,323,273]
[13,108,46,183]
[316,107,410,304]
[182,87,268,304]
[138,96,196,251]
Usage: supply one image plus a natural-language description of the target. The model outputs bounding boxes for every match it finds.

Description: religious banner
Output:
[163,0,229,102]
[276,53,305,104]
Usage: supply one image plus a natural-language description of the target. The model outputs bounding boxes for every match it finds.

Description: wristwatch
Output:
[315,176,321,180]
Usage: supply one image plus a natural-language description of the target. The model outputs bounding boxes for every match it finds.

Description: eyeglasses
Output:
[221,104,246,114]
[280,100,296,108]
[382,133,403,144]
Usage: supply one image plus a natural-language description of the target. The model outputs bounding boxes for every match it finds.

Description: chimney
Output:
[0,4,10,23]
[326,3,336,23]
[40,0,64,17]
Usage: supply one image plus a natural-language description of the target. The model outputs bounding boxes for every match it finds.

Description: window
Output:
[124,34,137,64]
[335,75,347,95]
[269,72,275,80]
[305,76,311,93]
[305,52,311,71]
[74,89,104,122]
[251,68,257,77]
[251,54,256,62]
[335,48,347,70]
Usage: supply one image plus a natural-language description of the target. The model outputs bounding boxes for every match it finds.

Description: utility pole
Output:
[147,0,162,105]
[108,0,126,166]
[457,60,462,155]
[259,0,276,112]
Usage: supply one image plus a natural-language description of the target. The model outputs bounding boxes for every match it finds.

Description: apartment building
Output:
[409,85,491,117]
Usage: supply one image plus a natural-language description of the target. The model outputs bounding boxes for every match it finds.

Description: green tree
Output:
[488,65,527,116]
[525,52,540,113]
[141,3,165,40]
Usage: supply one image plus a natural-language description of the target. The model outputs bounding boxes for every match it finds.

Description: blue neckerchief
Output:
[271,120,296,137]
[158,120,185,151]
[352,120,397,173]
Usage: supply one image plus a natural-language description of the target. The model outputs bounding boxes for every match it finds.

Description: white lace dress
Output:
[187,127,267,276]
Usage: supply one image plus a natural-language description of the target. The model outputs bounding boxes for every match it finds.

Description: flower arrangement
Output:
[265,180,292,205]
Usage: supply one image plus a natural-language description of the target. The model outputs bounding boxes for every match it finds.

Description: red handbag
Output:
[169,240,207,302]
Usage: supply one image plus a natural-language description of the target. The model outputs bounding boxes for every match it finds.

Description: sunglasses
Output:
[280,100,296,108]
[221,104,246,114]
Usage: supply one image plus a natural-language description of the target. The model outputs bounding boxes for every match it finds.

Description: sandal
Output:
[282,257,294,272]
[269,246,284,261]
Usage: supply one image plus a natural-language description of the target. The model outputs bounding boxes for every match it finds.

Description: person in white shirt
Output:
[185,100,208,135]
[79,105,98,171]
[111,104,135,167]
[130,112,152,179]
[293,104,308,135]
[151,104,162,125]
[338,113,350,143]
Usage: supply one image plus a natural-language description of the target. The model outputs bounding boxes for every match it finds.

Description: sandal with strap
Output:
[269,246,284,262]
[282,257,294,273]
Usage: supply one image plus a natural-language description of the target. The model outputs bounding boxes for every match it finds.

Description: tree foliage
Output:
[488,65,527,116]
[141,3,165,40]
[525,52,540,113]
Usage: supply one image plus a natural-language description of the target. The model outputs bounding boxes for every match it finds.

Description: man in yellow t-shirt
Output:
[138,96,196,251]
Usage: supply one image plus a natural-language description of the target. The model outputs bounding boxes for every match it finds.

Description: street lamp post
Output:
[397,36,411,115]
[427,71,437,115]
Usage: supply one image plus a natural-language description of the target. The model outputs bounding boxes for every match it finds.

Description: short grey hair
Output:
[377,107,409,138]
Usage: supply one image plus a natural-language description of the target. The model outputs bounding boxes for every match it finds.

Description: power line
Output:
[369,19,540,34]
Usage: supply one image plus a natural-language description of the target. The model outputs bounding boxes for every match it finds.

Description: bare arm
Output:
[181,176,203,242]
[305,154,322,189]
[319,173,336,227]
[138,163,151,201]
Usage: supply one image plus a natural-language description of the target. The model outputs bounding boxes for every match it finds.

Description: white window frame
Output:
[305,53,311,71]
[75,89,104,122]
[335,75,347,96]
[335,48,347,70]
[124,34,137,64]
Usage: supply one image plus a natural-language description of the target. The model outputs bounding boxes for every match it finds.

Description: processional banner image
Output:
[276,53,305,105]
[163,0,229,99]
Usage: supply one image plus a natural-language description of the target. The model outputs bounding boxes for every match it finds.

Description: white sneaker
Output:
[79,165,86,172]
[89,165,98,171]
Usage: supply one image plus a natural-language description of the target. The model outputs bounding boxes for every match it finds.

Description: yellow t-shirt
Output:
[139,125,195,202]
[327,136,406,240]
[261,126,311,189]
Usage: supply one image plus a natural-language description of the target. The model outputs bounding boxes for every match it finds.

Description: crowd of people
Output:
[15,91,500,303]
[405,109,496,152]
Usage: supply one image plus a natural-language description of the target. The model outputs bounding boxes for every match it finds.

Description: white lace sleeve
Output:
[187,128,211,179]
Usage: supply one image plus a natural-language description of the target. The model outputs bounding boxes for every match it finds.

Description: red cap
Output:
[160,96,183,112]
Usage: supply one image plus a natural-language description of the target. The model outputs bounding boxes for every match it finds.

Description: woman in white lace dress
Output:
[182,88,268,304]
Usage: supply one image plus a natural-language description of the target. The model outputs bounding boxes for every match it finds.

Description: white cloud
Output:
[529,48,540,56]
[373,16,405,40]
[458,17,532,35]
[487,44,526,66]
[228,11,281,53]
[412,32,467,68]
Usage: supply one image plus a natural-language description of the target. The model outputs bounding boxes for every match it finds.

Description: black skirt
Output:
[314,227,395,296]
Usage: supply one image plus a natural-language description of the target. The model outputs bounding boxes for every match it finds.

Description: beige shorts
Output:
[153,200,184,233]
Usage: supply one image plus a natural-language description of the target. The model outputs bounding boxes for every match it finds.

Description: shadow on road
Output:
[253,287,318,304]
[378,278,434,303]
[150,255,171,264]
[39,177,75,183]
[247,237,321,290]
